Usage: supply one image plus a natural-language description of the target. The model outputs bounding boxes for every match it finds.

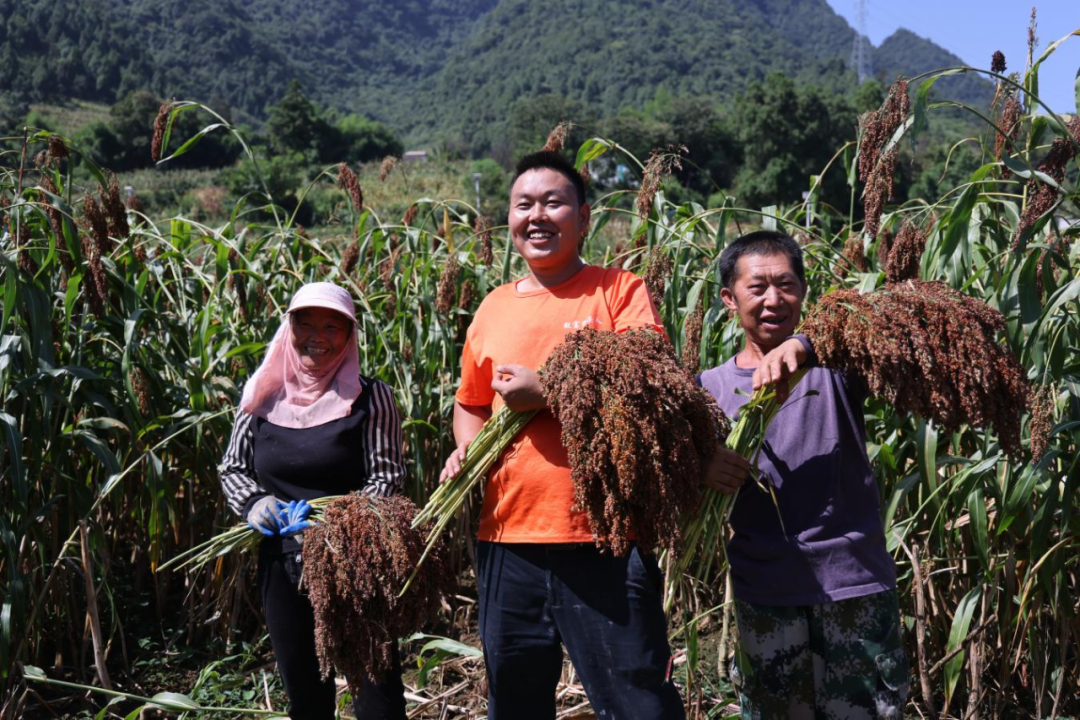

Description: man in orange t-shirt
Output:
[440,151,685,719]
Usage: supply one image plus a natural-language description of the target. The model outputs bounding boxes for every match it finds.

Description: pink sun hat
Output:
[286,282,358,324]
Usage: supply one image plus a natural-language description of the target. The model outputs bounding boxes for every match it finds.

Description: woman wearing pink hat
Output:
[218,282,407,719]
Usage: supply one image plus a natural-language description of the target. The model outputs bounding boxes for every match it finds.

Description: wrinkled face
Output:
[721,252,806,351]
[290,307,351,373]
[508,168,590,275]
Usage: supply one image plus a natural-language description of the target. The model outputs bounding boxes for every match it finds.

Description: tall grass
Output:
[2,32,1079,717]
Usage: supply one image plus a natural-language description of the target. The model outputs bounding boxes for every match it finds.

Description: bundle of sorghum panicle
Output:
[1013,117,1080,247]
[802,281,1029,457]
[541,328,729,556]
[858,80,909,239]
[303,494,452,692]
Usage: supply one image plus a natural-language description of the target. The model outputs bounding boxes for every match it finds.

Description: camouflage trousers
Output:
[731,589,909,720]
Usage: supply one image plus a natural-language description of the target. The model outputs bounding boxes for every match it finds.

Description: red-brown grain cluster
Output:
[991,51,1007,74]
[643,247,672,309]
[150,102,170,162]
[682,297,705,374]
[47,135,69,162]
[995,96,1022,174]
[402,203,418,227]
[435,253,460,316]
[802,281,1029,457]
[378,156,398,182]
[1028,384,1054,463]
[858,80,909,239]
[541,121,573,153]
[883,221,925,283]
[541,328,730,556]
[337,163,363,213]
[637,146,686,222]
[341,240,360,277]
[100,174,130,240]
[842,236,869,274]
[303,494,453,693]
[1012,117,1080,248]
[82,195,111,254]
[474,215,494,265]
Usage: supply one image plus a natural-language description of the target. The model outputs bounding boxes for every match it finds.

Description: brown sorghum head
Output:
[80,234,108,317]
[884,221,925,283]
[682,296,705,374]
[995,96,1022,172]
[378,155,398,182]
[47,135,69,161]
[129,368,153,417]
[1013,117,1080,247]
[876,226,893,271]
[341,240,360,277]
[802,280,1029,457]
[1028,384,1054,463]
[435,253,460,316]
[337,163,363,213]
[100,174,130,240]
[858,80,909,238]
[151,102,170,162]
[303,494,453,693]
[474,215,494,266]
[991,51,1007,74]
[402,203,418,228]
[637,146,686,222]
[842,236,869,274]
[541,121,573,153]
[642,247,672,309]
[541,328,729,556]
[82,195,111,255]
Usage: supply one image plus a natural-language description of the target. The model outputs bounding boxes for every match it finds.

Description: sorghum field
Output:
[2,35,1079,720]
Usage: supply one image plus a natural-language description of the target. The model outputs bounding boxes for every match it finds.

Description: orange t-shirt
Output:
[455,264,664,543]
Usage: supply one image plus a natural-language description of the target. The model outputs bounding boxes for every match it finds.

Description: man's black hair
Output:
[512,151,587,206]
[718,230,806,289]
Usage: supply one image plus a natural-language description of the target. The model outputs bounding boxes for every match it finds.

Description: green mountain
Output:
[1,0,990,147]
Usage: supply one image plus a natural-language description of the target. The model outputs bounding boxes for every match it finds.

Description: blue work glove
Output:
[278,499,316,537]
[246,495,285,536]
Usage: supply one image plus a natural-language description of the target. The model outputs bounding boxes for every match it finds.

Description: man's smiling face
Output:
[721,252,806,351]
[508,167,589,276]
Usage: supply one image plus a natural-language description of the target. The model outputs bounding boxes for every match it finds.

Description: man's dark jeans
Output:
[476,541,686,720]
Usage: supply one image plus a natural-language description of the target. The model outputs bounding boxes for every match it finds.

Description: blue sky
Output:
[825,0,1079,114]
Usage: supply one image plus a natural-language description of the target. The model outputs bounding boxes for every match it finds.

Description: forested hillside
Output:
[1,0,989,147]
